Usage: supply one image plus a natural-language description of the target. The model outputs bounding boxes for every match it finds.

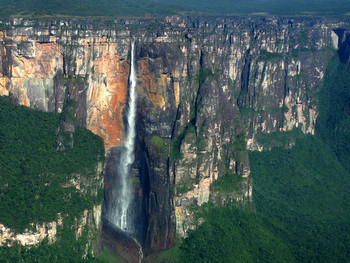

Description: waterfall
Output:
[113,40,137,232]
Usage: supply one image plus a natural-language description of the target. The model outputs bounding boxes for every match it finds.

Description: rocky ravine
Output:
[0,16,347,252]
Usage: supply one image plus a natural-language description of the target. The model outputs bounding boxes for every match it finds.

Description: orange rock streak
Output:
[139,59,167,109]
[87,42,129,149]
[1,34,130,149]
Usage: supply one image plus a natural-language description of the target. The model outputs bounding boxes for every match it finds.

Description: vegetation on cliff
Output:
[0,96,104,231]
[250,135,350,262]
[317,56,350,170]
[157,54,350,262]
[250,55,350,262]
[179,206,294,262]
[158,205,294,262]
[0,96,105,261]
[0,229,100,262]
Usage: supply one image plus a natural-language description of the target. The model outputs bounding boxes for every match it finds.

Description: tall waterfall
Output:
[113,40,137,232]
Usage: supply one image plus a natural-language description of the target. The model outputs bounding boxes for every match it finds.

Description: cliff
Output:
[0,16,347,253]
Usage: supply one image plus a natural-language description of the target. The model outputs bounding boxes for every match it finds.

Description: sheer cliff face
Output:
[0,16,342,249]
[1,19,131,149]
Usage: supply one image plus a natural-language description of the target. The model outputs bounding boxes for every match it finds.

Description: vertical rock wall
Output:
[0,16,346,250]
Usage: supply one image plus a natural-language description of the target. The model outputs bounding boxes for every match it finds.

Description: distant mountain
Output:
[153,0,350,15]
[0,0,180,18]
[0,0,349,18]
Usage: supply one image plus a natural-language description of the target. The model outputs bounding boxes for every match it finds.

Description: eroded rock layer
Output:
[1,16,347,251]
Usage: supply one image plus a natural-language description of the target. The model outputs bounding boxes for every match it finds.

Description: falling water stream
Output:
[113,40,137,233]
[105,39,144,262]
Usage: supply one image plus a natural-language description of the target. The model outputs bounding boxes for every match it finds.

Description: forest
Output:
[248,57,350,262]
[0,96,105,262]
[0,0,348,18]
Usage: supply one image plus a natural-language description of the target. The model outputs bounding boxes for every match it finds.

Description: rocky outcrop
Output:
[0,220,61,246]
[0,204,101,248]
[1,16,347,252]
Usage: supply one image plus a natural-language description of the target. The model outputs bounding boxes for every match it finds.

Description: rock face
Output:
[0,221,60,246]
[1,18,130,149]
[0,204,101,250]
[1,16,347,252]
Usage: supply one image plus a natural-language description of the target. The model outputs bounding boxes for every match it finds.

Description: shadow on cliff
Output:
[334,28,350,63]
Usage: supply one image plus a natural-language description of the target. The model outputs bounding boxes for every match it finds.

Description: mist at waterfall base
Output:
[107,41,138,235]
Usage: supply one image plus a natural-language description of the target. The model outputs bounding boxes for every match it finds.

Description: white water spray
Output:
[113,40,137,232]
